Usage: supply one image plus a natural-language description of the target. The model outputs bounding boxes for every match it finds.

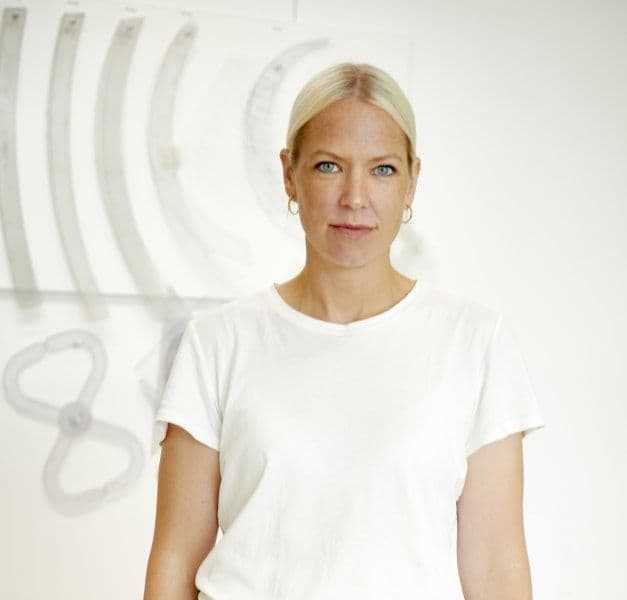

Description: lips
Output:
[330,224,374,239]
[331,224,373,230]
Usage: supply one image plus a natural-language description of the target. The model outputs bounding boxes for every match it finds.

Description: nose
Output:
[340,170,369,209]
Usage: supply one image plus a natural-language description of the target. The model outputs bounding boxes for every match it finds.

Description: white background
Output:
[1,0,625,598]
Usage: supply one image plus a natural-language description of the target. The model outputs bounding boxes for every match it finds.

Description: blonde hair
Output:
[285,62,417,167]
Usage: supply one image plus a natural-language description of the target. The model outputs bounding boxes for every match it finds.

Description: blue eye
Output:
[315,161,338,173]
[374,165,395,176]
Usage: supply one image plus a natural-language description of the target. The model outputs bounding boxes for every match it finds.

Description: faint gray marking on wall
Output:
[243,39,329,237]
[134,292,224,443]
[136,309,192,418]
[2,329,144,516]
[0,7,40,307]
[48,13,109,320]
[147,20,252,282]
[95,17,169,319]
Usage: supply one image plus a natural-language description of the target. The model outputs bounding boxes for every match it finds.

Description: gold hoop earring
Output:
[401,205,412,224]
[288,197,299,215]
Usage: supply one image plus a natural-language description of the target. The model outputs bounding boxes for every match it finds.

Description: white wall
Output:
[1,0,625,598]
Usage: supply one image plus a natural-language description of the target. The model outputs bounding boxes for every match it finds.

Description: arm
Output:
[456,432,533,600]
[144,424,221,600]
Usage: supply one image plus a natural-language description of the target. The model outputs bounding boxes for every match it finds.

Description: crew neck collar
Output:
[265,279,426,335]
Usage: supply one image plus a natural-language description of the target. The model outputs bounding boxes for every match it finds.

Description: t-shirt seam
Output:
[265,282,425,336]
[471,312,502,415]
[189,319,224,423]
[465,412,545,455]
[155,406,220,450]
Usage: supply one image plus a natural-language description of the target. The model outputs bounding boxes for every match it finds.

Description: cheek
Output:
[302,177,338,199]
[300,202,334,230]
[375,208,403,231]
[299,186,337,218]
[374,188,406,217]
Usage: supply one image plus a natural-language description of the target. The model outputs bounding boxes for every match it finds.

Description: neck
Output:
[278,263,415,325]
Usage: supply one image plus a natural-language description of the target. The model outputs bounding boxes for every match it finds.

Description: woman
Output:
[144,63,545,599]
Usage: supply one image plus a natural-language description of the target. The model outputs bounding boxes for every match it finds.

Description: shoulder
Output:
[419,280,499,325]
[189,285,270,338]
[412,282,500,356]
[401,282,507,387]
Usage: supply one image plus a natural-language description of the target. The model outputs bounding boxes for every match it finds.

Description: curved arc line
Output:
[47,12,109,319]
[243,38,330,240]
[0,7,40,306]
[94,17,168,318]
[147,20,252,280]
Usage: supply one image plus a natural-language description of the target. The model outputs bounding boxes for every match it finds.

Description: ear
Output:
[405,156,421,205]
[280,148,296,199]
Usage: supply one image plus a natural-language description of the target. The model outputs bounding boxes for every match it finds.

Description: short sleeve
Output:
[151,318,222,455]
[465,313,546,458]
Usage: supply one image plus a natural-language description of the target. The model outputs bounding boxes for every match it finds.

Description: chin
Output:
[326,251,379,269]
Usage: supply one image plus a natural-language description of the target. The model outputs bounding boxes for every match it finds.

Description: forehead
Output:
[299,97,406,154]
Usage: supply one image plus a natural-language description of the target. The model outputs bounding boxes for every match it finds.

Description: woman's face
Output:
[280,96,421,271]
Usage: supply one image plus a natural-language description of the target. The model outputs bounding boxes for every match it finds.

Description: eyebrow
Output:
[311,150,403,163]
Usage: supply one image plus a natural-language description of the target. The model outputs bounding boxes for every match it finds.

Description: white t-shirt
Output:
[153,279,545,599]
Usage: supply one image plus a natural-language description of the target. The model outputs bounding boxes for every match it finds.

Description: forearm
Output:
[462,563,532,600]
[143,548,198,600]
